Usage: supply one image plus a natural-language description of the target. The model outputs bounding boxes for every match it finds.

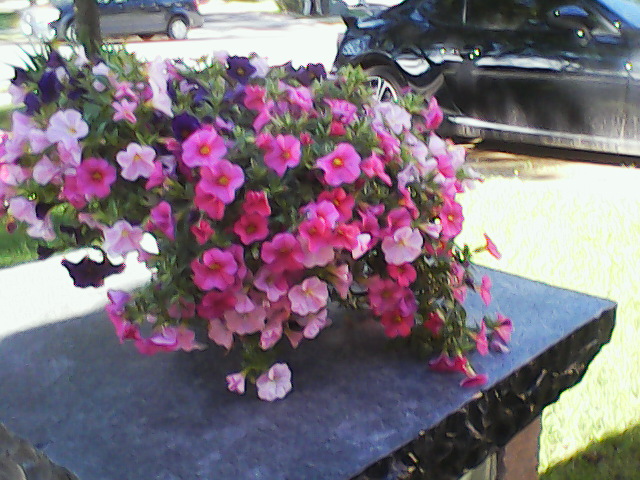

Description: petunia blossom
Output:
[233,212,269,245]
[191,247,238,291]
[46,109,89,150]
[102,220,145,257]
[198,159,244,204]
[226,372,246,394]
[75,157,117,199]
[256,363,292,401]
[381,226,423,265]
[112,99,138,124]
[181,126,227,168]
[482,233,502,259]
[380,309,414,338]
[479,275,492,306]
[263,134,301,176]
[147,201,175,240]
[261,233,304,273]
[316,142,361,186]
[288,276,329,316]
[116,143,157,181]
[224,305,267,335]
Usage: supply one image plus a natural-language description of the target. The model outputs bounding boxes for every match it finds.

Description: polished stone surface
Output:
[0,267,615,480]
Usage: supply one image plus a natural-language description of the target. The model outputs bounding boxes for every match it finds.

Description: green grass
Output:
[0,218,39,268]
[457,158,640,479]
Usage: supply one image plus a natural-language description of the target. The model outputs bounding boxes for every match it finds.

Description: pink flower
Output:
[46,109,89,150]
[299,309,331,339]
[75,157,117,198]
[102,220,145,257]
[194,184,226,220]
[147,201,175,240]
[329,120,346,136]
[332,222,360,251]
[190,218,214,244]
[167,298,195,319]
[225,305,267,335]
[325,98,357,124]
[287,85,314,113]
[243,190,271,216]
[422,96,444,130]
[112,99,138,123]
[381,309,414,338]
[198,290,237,320]
[233,212,269,244]
[439,199,464,240]
[260,321,284,350]
[57,141,81,167]
[298,217,331,253]
[479,275,492,306]
[483,233,502,259]
[191,247,238,291]
[381,226,423,265]
[181,126,227,168]
[32,156,61,185]
[106,290,139,343]
[261,233,304,273]
[361,153,392,186]
[460,373,488,388]
[243,84,267,111]
[288,276,329,315]
[256,363,292,401]
[428,353,469,375]
[263,134,301,176]
[326,264,352,300]
[387,263,417,287]
[366,276,402,316]
[316,143,361,186]
[116,143,157,181]
[318,188,354,221]
[475,320,489,356]
[198,159,244,204]
[493,314,513,344]
[423,311,444,336]
[302,199,339,228]
[208,319,234,349]
[373,102,411,134]
[60,175,87,209]
[255,267,289,302]
[226,372,246,394]
[135,326,203,355]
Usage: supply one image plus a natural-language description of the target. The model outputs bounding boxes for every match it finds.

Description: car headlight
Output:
[340,37,369,57]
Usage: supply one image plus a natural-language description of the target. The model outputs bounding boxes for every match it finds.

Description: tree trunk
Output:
[74,0,102,58]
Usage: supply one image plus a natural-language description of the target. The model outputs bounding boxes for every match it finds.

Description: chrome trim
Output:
[447,116,640,156]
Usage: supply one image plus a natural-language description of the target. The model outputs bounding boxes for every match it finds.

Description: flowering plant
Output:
[0,46,510,401]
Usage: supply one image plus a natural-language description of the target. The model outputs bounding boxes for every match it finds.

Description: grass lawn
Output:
[459,155,640,479]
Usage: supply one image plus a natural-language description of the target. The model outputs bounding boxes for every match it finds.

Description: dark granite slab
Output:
[0,267,615,480]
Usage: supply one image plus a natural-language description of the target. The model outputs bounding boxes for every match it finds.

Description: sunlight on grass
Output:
[457,162,640,475]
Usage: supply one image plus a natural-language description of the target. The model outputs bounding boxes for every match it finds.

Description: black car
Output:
[333,0,640,155]
[52,0,204,41]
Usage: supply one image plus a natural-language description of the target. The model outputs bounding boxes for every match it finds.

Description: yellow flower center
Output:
[218,175,229,186]
[199,144,211,156]
[332,157,344,168]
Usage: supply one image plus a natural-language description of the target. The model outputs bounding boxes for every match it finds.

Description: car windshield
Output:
[599,0,640,28]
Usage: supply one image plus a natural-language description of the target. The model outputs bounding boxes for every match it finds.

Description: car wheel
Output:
[65,21,77,42]
[364,66,404,102]
[167,16,189,40]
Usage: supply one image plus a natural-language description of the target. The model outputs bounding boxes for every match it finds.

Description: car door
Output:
[136,0,167,34]
[97,0,126,36]
[448,0,628,138]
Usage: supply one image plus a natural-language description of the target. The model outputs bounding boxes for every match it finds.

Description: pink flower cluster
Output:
[1,49,509,401]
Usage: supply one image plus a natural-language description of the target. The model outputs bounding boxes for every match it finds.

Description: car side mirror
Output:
[546,5,590,30]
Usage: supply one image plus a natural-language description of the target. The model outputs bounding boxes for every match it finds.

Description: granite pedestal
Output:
[0,267,616,479]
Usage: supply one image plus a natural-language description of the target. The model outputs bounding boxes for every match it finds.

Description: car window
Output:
[417,0,465,25]
[466,0,541,30]
[599,0,640,28]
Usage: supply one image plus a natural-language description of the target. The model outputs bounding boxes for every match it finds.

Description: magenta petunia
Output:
[315,142,361,186]
[243,190,271,216]
[263,134,301,177]
[233,212,269,245]
[260,233,304,273]
[194,184,226,220]
[439,198,464,240]
[483,233,502,259]
[75,156,116,199]
[198,159,244,204]
[181,125,227,168]
[479,275,492,306]
[190,218,214,245]
[147,201,175,240]
[191,247,238,291]
[380,309,414,338]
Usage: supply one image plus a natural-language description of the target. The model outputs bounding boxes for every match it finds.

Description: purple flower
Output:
[172,112,201,141]
[24,92,40,115]
[61,254,125,288]
[11,67,29,86]
[294,63,326,86]
[227,56,256,84]
[38,70,62,104]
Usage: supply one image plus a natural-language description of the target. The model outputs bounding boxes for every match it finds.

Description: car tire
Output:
[364,66,405,102]
[167,16,189,40]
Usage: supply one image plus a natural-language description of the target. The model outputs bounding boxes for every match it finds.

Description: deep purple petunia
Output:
[172,112,201,141]
[295,63,327,86]
[226,56,256,84]
[24,92,41,115]
[45,50,65,69]
[38,70,62,104]
[61,253,125,288]
[37,246,56,260]
[11,67,29,86]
